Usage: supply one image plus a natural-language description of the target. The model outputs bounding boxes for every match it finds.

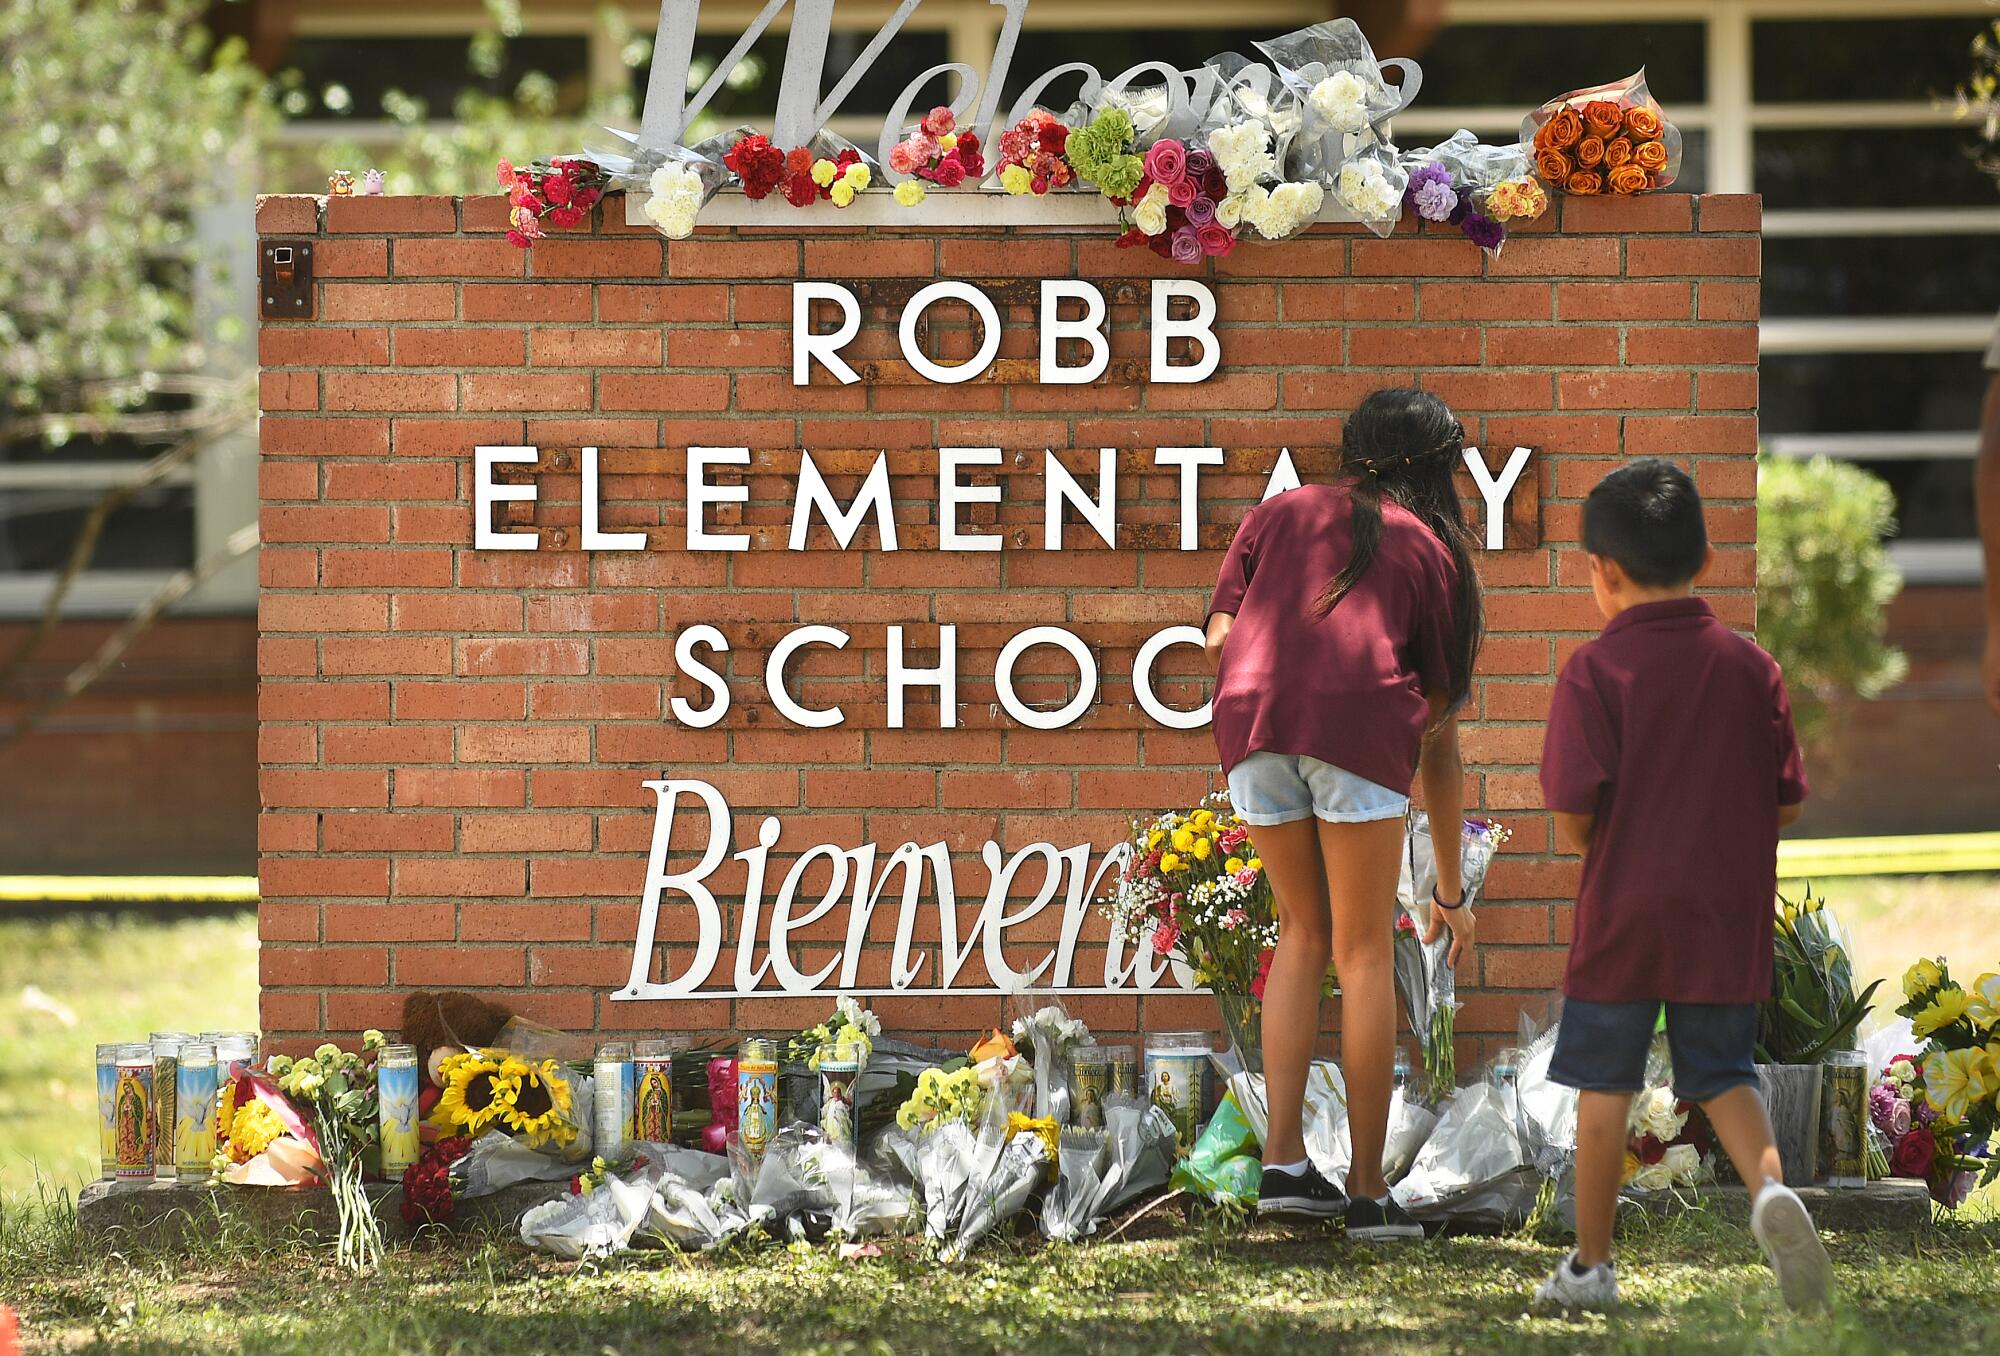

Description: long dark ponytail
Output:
[1311,387,1485,712]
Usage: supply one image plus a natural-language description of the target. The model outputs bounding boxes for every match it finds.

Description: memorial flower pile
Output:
[1891,957,2000,1205]
[432,1050,579,1149]
[786,995,881,1070]
[1621,1086,1710,1192]
[1398,131,1549,257]
[1759,890,1881,1065]
[268,1033,387,1271]
[1065,106,1145,200]
[1524,69,1682,196]
[1113,136,1239,261]
[400,1134,471,1227]
[1109,792,1278,1000]
[887,105,984,205]
[496,156,608,248]
[995,109,1074,194]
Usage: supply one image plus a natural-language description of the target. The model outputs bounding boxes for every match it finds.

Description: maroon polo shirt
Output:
[1540,596,1809,1005]
[1206,482,1460,793]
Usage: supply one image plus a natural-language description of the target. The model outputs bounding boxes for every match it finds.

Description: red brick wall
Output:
[253,190,1762,1056]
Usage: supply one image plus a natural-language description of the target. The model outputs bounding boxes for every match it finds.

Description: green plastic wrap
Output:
[1170,1090,1263,1203]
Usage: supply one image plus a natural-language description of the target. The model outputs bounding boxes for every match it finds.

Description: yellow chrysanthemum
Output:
[433,1052,513,1136]
[1224,857,1245,874]
[894,178,927,207]
[1192,838,1212,860]
[810,157,838,188]
[1160,852,1184,873]
[1911,987,1971,1040]
[1147,829,1165,851]
[1191,810,1214,829]
[1171,828,1195,853]
[999,164,1032,195]
[1246,857,1262,872]
[1924,1046,1994,1122]
[1904,957,1945,1001]
[500,1058,577,1148]
[227,1099,286,1163]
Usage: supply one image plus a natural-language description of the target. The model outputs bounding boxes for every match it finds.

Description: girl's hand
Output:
[1422,892,1475,970]
[1204,612,1233,671]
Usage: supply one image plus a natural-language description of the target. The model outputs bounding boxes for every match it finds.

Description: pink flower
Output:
[1143,137,1187,185]
[1250,948,1275,1001]
[1152,917,1180,956]
[888,141,921,175]
[1197,223,1236,257]
[1167,177,1198,208]
[1233,867,1257,887]
[1889,1099,1911,1137]
[922,105,956,136]
[932,158,967,188]
[1225,908,1246,930]
[496,159,516,188]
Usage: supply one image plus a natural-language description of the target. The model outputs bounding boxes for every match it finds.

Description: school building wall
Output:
[251,189,1765,1058]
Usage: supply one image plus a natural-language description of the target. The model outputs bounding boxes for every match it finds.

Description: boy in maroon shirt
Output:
[1534,459,1832,1313]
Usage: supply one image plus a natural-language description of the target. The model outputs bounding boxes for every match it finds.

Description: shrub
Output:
[1755,456,1909,746]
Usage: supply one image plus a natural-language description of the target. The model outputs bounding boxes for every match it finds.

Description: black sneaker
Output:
[1257,1161,1349,1219]
[1344,1193,1426,1241]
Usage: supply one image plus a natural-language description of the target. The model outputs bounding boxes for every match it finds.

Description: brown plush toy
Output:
[400,990,513,1088]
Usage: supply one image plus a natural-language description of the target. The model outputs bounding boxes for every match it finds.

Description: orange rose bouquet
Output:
[1522,68,1682,196]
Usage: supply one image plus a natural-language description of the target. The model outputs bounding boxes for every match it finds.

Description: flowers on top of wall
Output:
[888,105,985,207]
[498,157,608,249]
[1065,106,1146,200]
[1524,69,1682,196]
[994,110,1075,194]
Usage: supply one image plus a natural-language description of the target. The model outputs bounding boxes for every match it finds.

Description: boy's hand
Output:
[1423,897,1475,970]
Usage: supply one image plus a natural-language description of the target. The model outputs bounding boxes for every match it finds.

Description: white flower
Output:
[644,195,698,240]
[835,994,881,1040]
[1132,181,1171,236]
[1887,1058,1916,1085]
[1308,70,1374,134]
[1206,121,1275,195]
[1246,179,1323,240]
[1629,1086,1686,1143]
[1627,1142,1703,1193]
[1215,191,1248,229]
[1336,159,1401,221]
[644,162,707,240]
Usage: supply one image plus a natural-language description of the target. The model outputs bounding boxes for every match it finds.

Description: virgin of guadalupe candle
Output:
[377,1044,422,1177]
[149,1033,191,1182]
[174,1043,218,1182]
[1144,1032,1211,1155]
[1820,1050,1868,1188]
[95,1044,119,1179]
[1071,1046,1111,1130]
[112,1044,154,1180]
[593,1042,632,1159]
[632,1039,675,1142]
[737,1038,779,1156]
[816,1041,862,1148]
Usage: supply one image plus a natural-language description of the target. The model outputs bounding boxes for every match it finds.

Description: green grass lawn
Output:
[0,913,257,1205]
[1,1202,1996,1355]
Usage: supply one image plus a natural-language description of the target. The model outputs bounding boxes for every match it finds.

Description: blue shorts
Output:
[1548,999,1761,1103]
[1225,751,1410,826]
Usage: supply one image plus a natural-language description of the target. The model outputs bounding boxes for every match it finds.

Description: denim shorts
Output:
[1548,998,1761,1103]
[1225,751,1410,826]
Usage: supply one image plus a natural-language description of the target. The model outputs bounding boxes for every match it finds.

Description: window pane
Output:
[283,35,592,117]
[1752,17,1992,103]
[1671,127,1708,193]
[1854,456,1976,541]
[1760,351,1986,436]
[0,393,199,466]
[634,29,950,119]
[1409,23,1707,108]
[1766,235,2000,317]
[0,484,195,572]
[1755,128,1996,207]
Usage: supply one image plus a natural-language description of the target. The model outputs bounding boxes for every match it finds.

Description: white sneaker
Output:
[1534,1252,1619,1311]
[1750,1181,1833,1310]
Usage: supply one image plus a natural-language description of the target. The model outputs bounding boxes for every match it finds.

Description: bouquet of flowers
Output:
[1622,1085,1711,1192]
[1757,891,1882,1065]
[400,1134,472,1228]
[1065,106,1146,201]
[887,104,984,206]
[1111,134,1242,262]
[725,131,874,209]
[993,109,1074,195]
[1254,19,1406,186]
[1523,69,1682,196]
[1333,143,1408,238]
[1400,130,1550,257]
[268,1034,386,1271]
[786,995,881,1071]
[1891,958,1999,1205]
[895,1063,985,1132]
[431,1049,580,1149]
[496,157,608,248]
[1395,815,1512,1096]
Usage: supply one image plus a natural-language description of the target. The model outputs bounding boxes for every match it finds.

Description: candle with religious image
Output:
[149,1033,193,1183]
[593,1042,631,1159]
[632,1039,676,1143]
[816,1040,862,1149]
[95,1044,119,1179]
[1144,1031,1211,1155]
[1071,1045,1110,1131]
[112,1044,154,1180]
[377,1044,422,1176]
[737,1038,779,1157]
[174,1042,218,1182]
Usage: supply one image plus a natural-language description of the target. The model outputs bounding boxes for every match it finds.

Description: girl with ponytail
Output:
[1204,387,1484,1241]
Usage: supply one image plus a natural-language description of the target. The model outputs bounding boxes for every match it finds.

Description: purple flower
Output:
[1170,227,1203,265]
[1184,195,1217,227]
[1459,210,1505,253]
[1914,1098,1938,1125]
[1184,148,1215,178]
[1869,1082,1900,1132]
[1405,161,1457,222]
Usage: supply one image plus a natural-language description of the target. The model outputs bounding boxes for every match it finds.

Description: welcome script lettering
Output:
[470,261,1532,1000]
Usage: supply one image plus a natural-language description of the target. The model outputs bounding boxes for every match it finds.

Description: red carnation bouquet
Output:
[994,109,1074,195]
[726,132,874,208]
[497,157,608,248]
[401,1134,472,1228]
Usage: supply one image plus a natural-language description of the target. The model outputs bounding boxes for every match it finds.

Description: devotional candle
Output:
[112,1043,154,1180]
[377,1044,421,1177]
[95,1043,119,1179]
[1144,1032,1212,1155]
[149,1033,192,1183]
[174,1042,217,1183]
[737,1038,779,1157]
[632,1039,675,1143]
[593,1042,631,1160]
[816,1040,862,1149]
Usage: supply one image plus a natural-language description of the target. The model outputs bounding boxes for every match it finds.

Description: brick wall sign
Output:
[254,187,1763,1056]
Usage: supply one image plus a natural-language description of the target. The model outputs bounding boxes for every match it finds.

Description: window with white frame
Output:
[1418,0,1999,584]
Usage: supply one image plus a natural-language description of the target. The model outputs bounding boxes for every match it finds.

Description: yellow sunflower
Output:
[1911,987,1971,1040]
[433,1052,514,1136]
[499,1057,577,1148]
